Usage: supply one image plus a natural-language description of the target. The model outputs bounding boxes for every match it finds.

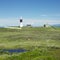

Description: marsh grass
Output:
[0,27,60,60]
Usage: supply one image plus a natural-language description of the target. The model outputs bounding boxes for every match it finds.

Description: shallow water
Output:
[0,49,26,53]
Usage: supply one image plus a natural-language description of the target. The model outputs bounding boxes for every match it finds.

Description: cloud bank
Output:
[0,18,60,27]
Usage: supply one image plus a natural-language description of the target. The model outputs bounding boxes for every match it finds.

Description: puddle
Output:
[0,49,26,54]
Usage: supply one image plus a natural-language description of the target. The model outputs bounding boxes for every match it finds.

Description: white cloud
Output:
[0,18,60,27]
[40,14,60,17]
[0,18,19,27]
[23,18,60,26]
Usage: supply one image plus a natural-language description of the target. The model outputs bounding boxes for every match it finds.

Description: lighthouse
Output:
[19,17,23,28]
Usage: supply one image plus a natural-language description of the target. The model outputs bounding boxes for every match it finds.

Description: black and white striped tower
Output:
[20,17,23,28]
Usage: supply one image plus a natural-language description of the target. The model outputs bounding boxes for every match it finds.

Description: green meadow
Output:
[0,27,60,60]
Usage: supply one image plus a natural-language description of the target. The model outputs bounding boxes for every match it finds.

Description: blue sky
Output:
[0,0,60,27]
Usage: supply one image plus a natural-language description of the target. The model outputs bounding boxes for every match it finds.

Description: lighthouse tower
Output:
[20,17,23,28]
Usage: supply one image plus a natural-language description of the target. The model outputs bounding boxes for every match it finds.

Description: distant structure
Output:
[43,23,50,27]
[19,17,23,28]
[26,24,32,27]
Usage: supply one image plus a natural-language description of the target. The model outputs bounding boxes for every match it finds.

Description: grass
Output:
[0,27,60,60]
